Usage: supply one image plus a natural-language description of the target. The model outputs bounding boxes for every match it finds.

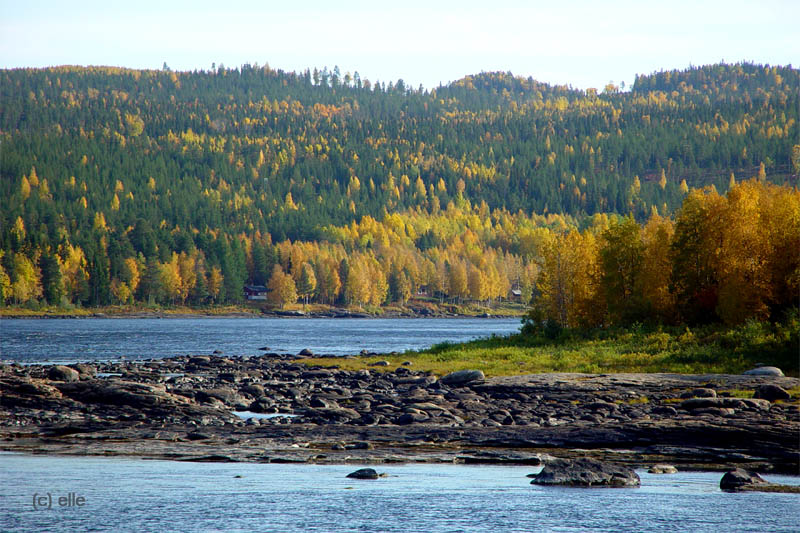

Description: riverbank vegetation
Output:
[304,312,799,377]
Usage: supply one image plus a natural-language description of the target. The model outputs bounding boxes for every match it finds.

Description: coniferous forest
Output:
[1,62,798,326]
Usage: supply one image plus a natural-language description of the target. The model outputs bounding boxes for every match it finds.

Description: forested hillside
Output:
[1,62,798,314]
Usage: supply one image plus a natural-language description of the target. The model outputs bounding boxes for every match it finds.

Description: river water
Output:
[0,317,521,364]
[2,453,798,532]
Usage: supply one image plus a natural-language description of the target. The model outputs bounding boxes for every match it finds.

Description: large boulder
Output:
[440,369,485,386]
[753,384,791,402]
[530,458,640,487]
[720,469,800,493]
[742,366,784,377]
[346,468,380,480]
[720,468,768,491]
[48,365,80,382]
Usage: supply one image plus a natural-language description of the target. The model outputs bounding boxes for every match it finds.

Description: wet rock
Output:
[720,468,766,491]
[742,366,784,377]
[648,464,678,474]
[720,469,800,493]
[440,369,485,386]
[48,366,80,382]
[298,349,314,356]
[753,384,791,402]
[346,468,380,480]
[530,458,640,487]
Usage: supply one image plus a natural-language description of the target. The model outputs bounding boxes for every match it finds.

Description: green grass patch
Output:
[304,316,799,377]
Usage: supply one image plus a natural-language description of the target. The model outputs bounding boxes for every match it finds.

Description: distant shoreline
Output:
[0,304,526,320]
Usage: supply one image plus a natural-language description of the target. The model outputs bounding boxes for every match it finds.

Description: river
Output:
[0,317,521,364]
[2,453,798,532]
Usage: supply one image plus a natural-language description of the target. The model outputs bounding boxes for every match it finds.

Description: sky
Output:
[1,0,798,90]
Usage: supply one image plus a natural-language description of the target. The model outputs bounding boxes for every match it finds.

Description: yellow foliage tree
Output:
[267,265,297,308]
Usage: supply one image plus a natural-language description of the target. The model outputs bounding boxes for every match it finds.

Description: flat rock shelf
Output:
[1,356,798,473]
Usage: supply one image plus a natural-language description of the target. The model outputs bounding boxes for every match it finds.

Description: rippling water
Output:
[0,317,520,364]
[2,454,798,532]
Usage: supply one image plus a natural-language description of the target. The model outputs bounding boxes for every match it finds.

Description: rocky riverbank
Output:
[1,355,797,473]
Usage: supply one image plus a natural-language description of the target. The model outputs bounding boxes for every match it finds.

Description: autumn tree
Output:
[638,214,676,322]
[10,253,42,304]
[599,216,645,324]
[670,187,727,324]
[267,265,297,308]
[297,262,317,305]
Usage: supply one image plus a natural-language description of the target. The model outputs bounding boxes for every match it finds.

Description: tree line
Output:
[1,62,798,317]
[528,179,799,328]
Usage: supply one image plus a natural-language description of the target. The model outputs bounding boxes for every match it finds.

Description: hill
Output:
[1,62,798,309]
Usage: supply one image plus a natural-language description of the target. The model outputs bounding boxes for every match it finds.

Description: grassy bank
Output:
[304,315,800,377]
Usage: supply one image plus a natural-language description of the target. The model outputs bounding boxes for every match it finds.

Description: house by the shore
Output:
[243,285,268,301]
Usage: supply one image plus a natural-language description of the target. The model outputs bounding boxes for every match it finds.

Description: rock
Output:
[71,363,97,378]
[346,468,380,480]
[648,464,678,474]
[401,361,412,366]
[345,441,374,450]
[310,397,337,408]
[742,366,784,377]
[368,361,390,367]
[298,349,314,356]
[753,384,791,402]
[679,397,769,411]
[48,365,80,382]
[196,387,245,406]
[304,407,361,421]
[720,468,767,491]
[681,388,717,399]
[440,369,485,386]
[530,458,640,487]
[652,406,678,416]
[395,412,429,425]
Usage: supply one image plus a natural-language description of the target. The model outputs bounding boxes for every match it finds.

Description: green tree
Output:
[39,250,64,305]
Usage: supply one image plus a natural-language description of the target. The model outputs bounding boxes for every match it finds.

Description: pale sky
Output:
[1,0,798,90]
